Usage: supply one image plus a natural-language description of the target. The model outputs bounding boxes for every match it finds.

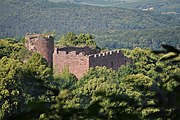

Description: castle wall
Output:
[57,46,99,55]
[25,34,54,67]
[89,50,129,70]
[53,48,132,79]
[25,34,132,79]
[53,49,89,79]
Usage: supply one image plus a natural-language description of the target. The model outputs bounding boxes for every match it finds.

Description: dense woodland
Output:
[0,35,180,119]
[49,0,180,13]
[0,0,180,49]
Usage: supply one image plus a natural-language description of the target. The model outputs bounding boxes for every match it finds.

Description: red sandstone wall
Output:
[53,49,89,79]
[25,34,54,67]
[53,49,132,79]
[57,46,99,55]
[89,50,128,70]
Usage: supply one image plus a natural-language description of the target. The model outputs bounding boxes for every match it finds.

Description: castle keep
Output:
[25,34,132,79]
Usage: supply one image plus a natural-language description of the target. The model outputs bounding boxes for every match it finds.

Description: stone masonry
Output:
[25,34,54,67]
[53,47,132,79]
[25,34,132,79]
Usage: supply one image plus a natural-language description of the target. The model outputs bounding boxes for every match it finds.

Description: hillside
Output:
[49,0,180,13]
[96,26,180,49]
[0,0,180,49]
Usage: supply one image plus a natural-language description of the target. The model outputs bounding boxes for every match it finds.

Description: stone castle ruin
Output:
[25,34,132,79]
[25,34,54,67]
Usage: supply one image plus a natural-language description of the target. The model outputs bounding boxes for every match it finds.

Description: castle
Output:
[25,34,132,79]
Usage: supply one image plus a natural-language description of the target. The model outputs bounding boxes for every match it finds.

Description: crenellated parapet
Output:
[54,46,99,55]
[54,48,124,60]
[53,47,90,79]
[88,50,123,58]
[88,49,130,70]
[53,47,130,79]
[54,47,88,57]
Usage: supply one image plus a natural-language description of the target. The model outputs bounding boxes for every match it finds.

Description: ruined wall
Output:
[53,48,132,79]
[53,48,89,79]
[89,50,131,70]
[24,34,132,79]
[57,46,100,55]
[25,34,54,67]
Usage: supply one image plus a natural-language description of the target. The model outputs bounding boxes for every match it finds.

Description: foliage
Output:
[0,38,30,61]
[23,53,52,81]
[0,57,23,119]
[49,0,180,13]
[0,39,55,119]
[0,38,22,58]
[56,32,100,49]
[54,67,77,90]
[143,45,180,119]
[96,27,180,49]
[0,37,179,120]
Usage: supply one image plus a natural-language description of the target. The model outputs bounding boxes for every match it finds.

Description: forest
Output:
[49,0,180,13]
[0,34,180,119]
[0,0,180,49]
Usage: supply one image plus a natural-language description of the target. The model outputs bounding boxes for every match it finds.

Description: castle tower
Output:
[25,34,54,67]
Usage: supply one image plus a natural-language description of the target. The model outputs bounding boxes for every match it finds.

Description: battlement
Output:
[54,46,99,56]
[53,46,130,79]
[88,50,122,58]
[55,50,86,56]
[53,47,90,79]
[54,47,124,60]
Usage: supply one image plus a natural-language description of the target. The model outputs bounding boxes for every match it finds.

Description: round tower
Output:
[25,34,54,67]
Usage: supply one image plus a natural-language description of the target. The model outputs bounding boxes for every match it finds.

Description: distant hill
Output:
[49,0,180,14]
[0,0,180,49]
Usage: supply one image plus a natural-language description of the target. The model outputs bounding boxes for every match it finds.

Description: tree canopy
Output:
[0,38,179,120]
[56,32,100,49]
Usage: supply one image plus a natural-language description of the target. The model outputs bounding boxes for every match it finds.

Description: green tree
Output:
[0,38,22,59]
[23,53,52,81]
[0,57,24,119]
[0,54,55,120]
[143,45,180,119]
[56,32,99,49]
[54,67,77,90]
